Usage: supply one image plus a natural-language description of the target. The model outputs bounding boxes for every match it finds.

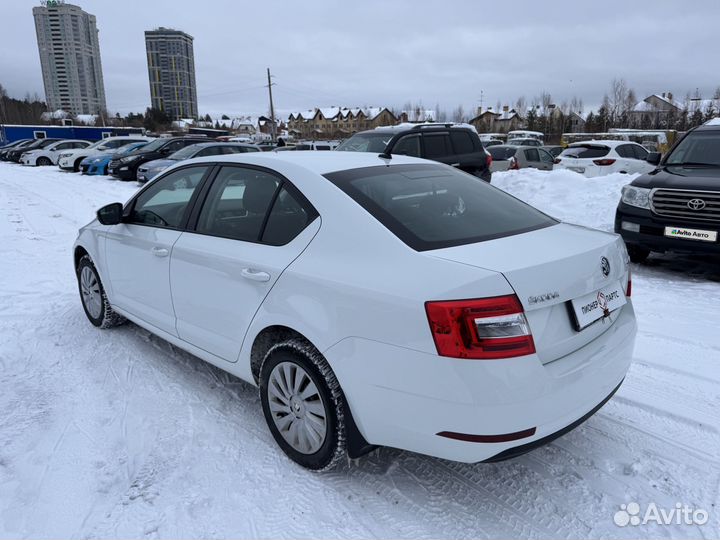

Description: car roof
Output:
[185,149,428,175]
[568,140,637,148]
[188,141,257,147]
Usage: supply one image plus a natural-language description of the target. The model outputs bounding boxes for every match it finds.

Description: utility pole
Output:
[266,68,277,142]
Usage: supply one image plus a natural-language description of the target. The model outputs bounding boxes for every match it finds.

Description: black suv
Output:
[615,122,720,262]
[336,124,492,182]
[108,136,209,181]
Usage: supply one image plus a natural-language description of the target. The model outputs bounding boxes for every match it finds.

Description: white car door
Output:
[104,165,211,335]
[170,165,320,362]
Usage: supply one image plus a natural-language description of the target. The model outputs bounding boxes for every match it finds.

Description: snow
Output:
[704,117,720,126]
[1,163,719,538]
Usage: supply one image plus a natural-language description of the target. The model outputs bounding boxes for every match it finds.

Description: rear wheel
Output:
[77,255,125,328]
[260,340,346,470]
[627,244,650,263]
[36,156,52,166]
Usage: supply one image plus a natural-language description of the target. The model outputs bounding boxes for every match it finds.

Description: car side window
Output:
[633,145,649,160]
[392,135,420,157]
[128,166,208,228]
[538,149,554,163]
[55,142,73,150]
[164,140,186,153]
[450,131,475,155]
[196,146,224,157]
[525,148,540,162]
[616,144,634,158]
[196,166,280,242]
[423,133,452,158]
[262,187,315,245]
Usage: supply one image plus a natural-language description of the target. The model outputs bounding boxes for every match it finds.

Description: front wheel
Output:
[73,158,84,172]
[627,244,650,263]
[77,255,125,328]
[36,156,52,166]
[260,340,346,470]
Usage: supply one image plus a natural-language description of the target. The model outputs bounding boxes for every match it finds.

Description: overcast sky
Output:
[3,0,719,118]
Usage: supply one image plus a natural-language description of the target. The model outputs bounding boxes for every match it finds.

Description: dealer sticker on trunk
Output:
[664,226,718,242]
[570,280,627,331]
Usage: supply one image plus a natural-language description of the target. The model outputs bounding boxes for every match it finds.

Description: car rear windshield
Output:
[335,132,393,153]
[324,164,556,251]
[560,145,610,158]
[665,131,720,166]
[488,146,517,160]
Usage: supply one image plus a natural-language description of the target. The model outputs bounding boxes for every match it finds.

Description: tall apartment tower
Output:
[32,1,107,116]
[145,28,198,120]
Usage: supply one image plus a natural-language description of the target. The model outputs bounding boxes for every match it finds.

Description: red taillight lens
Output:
[425,295,536,359]
[593,158,616,166]
[626,268,632,297]
[553,158,561,164]
[485,152,493,168]
[509,157,519,170]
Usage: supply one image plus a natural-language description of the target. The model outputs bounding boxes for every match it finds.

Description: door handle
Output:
[151,247,169,257]
[450,163,460,167]
[241,268,271,282]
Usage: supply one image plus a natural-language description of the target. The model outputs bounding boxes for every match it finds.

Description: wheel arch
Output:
[248,323,376,459]
[74,245,89,273]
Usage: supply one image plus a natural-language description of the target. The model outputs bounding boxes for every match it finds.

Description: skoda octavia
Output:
[73,152,636,470]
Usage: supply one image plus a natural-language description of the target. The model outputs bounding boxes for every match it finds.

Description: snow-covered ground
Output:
[0,163,718,539]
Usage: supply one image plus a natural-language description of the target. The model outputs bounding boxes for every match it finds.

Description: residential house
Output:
[469,106,525,133]
[628,93,683,127]
[287,106,397,139]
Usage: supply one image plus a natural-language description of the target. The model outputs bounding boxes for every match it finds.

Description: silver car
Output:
[488,145,555,172]
[137,142,261,183]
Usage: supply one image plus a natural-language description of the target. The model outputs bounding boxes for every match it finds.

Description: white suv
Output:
[20,139,91,166]
[74,152,636,470]
[555,140,656,177]
[58,136,154,172]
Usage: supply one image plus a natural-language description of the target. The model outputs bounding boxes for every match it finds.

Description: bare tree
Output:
[713,87,720,100]
[514,96,526,113]
[452,104,466,123]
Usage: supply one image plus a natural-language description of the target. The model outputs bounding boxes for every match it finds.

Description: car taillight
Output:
[593,158,616,166]
[425,295,536,359]
[485,152,492,168]
[626,268,632,297]
[509,157,519,170]
[553,158,561,164]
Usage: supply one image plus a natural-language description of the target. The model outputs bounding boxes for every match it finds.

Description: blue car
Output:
[80,142,149,175]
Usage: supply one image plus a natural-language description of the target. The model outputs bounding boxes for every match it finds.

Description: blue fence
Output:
[0,124,145,144]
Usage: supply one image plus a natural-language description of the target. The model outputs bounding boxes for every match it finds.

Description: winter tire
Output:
[36,157,52,166]
[77,255,125,328]
[260,339,346,471]
[73,158,84,172]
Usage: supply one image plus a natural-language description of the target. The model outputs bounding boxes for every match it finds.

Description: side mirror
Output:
[646,152,661,166]
[97,202,123,225]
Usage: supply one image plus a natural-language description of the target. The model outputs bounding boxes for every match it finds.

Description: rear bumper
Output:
[325,302,636,463]
[615,203,720,254]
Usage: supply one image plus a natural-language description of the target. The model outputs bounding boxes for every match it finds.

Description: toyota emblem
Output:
[601,256,610,277]
[687,198,706,211]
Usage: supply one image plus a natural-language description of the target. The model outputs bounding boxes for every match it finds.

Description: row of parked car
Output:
[0,135,266,183]
[0,122,667,185]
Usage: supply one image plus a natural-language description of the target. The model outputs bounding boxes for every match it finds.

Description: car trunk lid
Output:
[427,223,629,364]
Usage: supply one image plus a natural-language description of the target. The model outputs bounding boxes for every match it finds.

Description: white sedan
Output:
[20,139,91,166]
[554,140,656,177]
[73,152,636,470]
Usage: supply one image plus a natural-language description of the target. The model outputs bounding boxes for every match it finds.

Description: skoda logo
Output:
[687,198,706,211]
[601,256,610,277]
